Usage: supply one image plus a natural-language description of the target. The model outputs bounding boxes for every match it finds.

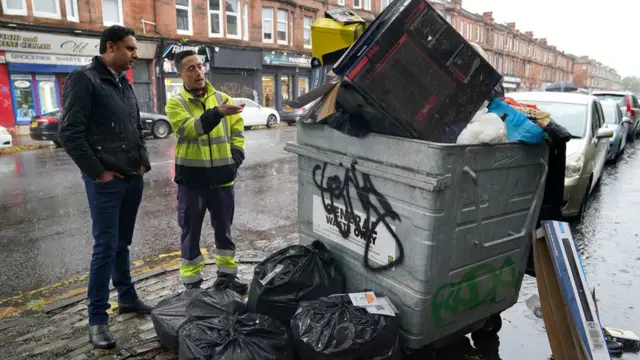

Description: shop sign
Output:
[6,52,92,66]
[503,76,521,83]
[262,52,311,68]
[0,30,99,56]
[162,43,211,73]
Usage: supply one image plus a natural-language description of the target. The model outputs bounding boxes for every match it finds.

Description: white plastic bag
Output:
[456,108,507,145]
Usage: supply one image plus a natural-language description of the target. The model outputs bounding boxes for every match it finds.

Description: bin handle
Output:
[463,158,549,247]
[462,166,484,246]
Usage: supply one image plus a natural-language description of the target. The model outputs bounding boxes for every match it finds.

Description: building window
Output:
[475,25,481,42]
[176,0,192,35]
[466,22,472,39]
[65,0,79,21]
[364,0,371,10]
[243,3,249,40]
[209,0,222,37]
[338,0,345,5]
[303,16,312,49]
[32,0,61,19]
[353,0,361,9]
[445,13,452,24]
[262,8,274,43]
[102,0,123,25]
[226,0,240,39]
[277,9,288,45]
[1,0,26,16]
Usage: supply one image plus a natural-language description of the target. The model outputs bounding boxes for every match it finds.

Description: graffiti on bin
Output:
[431,257,522,327]
[312,162,404,272]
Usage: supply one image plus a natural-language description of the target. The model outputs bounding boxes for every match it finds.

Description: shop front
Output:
[160,43,211,108]
[210,47,262,103]
[502,76,522,92]
[0,29,157,131]
[261,52,312,110]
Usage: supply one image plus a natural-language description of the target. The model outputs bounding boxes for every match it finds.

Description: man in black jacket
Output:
[59,25,152,349]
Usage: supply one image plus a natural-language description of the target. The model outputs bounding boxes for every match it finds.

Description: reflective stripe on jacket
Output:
[165,82,245,188]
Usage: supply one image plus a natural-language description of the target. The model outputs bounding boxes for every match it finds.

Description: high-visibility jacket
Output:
[165,82,245,188]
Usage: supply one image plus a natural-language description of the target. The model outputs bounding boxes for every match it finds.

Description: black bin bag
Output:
[151,280,247,351]
[178,313,295,360]
[247,240,346,325]
[186,278,247,322]
[290,295,402,360]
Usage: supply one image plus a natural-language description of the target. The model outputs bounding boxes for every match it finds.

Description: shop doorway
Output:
[297,76,310,97]
[262,75,275,108]
[165,77,183,100]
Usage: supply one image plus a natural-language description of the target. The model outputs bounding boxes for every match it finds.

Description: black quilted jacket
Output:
[59,56,151,180]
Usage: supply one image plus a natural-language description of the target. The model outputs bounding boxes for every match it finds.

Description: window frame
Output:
[1,0,27,16]
[338,0,345,5]
[353,0,361,9]
[262,7,274,43]
[243,3,249,40]
[303,16,313,49]
[364,0,371,10]
[65,0,79,22]
[208,0,223,37]
[32,0,61,19]
[276,9,288,45]
[176,0,193,36]
[102,0,124,26]
[225,0,241,39]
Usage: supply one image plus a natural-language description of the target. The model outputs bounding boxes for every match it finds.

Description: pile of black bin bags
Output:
[150,240,403,360]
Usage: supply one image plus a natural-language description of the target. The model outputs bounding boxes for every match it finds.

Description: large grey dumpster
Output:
[284,123,549,350]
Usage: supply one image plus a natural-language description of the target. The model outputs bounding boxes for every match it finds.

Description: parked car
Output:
[232,98,280,129]
[600,99,631,162]
[507,92,614,220]
[0,126,12,149]
[279,100,317,126]
[591,91,640,141]
[30,109,173,146]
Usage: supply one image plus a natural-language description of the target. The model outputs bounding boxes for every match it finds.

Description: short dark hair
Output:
[99,25,135,54]
[174,50,198,71]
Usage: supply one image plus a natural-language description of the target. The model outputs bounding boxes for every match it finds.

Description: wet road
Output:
[1,126,640,359]
[0,127,298,297]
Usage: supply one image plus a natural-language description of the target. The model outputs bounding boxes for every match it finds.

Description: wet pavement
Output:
[1,126,640,359]
[0,127,298,298]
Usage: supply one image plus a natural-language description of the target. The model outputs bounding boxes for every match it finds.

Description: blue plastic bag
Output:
[487,99,544,144]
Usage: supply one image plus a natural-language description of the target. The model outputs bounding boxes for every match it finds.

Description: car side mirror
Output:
[596,128,614,139]
[622,118,632,125]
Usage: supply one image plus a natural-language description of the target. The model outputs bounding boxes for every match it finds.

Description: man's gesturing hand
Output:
[218,98,244,116]
[96,171,122,183]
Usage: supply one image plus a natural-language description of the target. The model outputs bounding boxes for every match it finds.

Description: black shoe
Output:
[217,273,248,295]
[118,298,152,315]
[89,325,116,349]
[184,280,203,290]
[607,339,624,354]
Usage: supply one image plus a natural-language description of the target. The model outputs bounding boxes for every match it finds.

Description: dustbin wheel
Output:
[472,313,503,337]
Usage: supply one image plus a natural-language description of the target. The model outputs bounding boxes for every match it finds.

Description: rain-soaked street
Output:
[1,126,639,359]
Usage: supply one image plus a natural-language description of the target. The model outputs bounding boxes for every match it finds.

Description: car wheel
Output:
[571,178,591,223]
[152,120,171,139]
[266,115,278,129]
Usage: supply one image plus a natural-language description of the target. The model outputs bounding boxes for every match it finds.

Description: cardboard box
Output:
[293,0,501,143]
[535,222,611,360]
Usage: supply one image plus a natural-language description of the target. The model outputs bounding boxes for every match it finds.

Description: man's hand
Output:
[218,98,244,116]
[96,171,122,183]
[139,166,146,176]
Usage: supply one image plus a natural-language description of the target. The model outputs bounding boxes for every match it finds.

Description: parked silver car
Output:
[600,100,631,162]
[591,91,640,141]
[507,92,614,219]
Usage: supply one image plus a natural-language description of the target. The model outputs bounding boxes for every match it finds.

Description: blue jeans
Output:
[83,174,144,325]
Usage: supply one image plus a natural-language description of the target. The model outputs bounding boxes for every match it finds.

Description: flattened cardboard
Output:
[539,221,611,360]
[325,8,365,24]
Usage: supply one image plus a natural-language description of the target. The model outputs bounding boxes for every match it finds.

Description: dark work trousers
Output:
[83,174,143,325]
[177,185,236,284]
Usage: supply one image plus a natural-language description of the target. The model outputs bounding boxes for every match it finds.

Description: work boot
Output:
[89,325,116,349]
[184,279,203,290]
[216,273,249,295]
[118,299,153,315]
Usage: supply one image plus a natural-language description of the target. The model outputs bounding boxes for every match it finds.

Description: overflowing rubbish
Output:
[487,99,545,144]
[291,294,402,360]
[178,313,295,360]
[247,240,346,325]
[456,107,507,145]
[151,281,246,351]
[294,0,501,142]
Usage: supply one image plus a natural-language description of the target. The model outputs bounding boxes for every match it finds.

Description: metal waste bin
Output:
[284,123,548,350]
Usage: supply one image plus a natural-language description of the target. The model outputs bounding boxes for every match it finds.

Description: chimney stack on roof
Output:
[507,22,516,31]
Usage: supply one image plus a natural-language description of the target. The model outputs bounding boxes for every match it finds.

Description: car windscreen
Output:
[523,101,587,138]
[594,94,626,107]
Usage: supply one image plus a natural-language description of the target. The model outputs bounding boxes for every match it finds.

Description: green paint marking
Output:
[431,257,522,327]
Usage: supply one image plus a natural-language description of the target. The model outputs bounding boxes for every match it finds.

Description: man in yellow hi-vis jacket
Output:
[165,50,248,294]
